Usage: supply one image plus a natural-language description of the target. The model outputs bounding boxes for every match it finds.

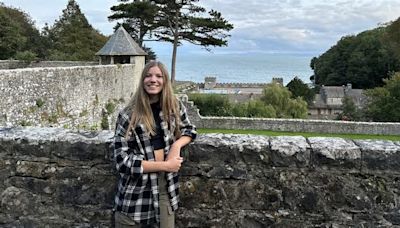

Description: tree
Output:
[245,100,276,118]
[261,83,308,118]
[337,96,362,121]
[109,1,158,62]
[109,0,233,83]
[311,18,400,89]
[45,0,107,61]
[364,72,400,122]
[0,4,44,59]
[109,1,158,47]
[188,93,231,116]
[286,77,315,104]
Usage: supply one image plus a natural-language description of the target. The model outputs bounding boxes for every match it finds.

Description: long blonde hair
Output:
[126,61,180,138]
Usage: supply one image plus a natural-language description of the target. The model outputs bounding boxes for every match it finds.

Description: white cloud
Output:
[2,0,400,54]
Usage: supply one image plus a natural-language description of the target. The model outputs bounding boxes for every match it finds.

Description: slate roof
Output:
[322,86,345,98]
[311,85,366,109]
[96,26,147,56]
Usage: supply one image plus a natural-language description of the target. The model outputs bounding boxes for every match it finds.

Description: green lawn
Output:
[198,128,400,141]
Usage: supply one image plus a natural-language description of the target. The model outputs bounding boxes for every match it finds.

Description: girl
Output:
[113,61,197,227]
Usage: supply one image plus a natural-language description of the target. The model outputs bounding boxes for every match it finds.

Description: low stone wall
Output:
[1,127,399,227]
[181,99,400,135]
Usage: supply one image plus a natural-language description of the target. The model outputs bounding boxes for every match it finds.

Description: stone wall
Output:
[0,60,144,130]
[182,100,400,135]
[0,60,98,70]
[1,127,399,227]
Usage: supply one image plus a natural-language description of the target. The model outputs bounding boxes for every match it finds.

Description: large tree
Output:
[364,72,400,122]
[0,4,44,59]
[286,77,315,104]
[311,17,400,89]
[45,0,107,61]
[261,83,308,119]
[109,0,233,83]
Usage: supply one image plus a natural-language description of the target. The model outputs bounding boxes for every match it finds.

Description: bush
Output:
[189,94,231,116]
[14,51,37,62]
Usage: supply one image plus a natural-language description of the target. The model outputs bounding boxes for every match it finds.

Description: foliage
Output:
[0,4,45,59]
[230,100,276,118]
[286,77,315,104]
[101,114,109,130]
[188,94,231,116]
[35,98,45,108]
[109,1,158,47]
[287,97,308,119]
[14,51,38,62]
[336,96,363,121]
[109,1,158,62]
[261,83,308,118]
[109,0,233,82]
[311,18,400,89]
[189,88,307,119]
[244,100,276,118]
[364,72,400,122]
[45,0,107,61]
[105,100,116,114]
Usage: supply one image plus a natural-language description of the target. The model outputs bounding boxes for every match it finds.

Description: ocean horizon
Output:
[157,52,315,85]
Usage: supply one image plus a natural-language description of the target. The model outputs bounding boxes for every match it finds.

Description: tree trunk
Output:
[170,9,180,85]
[171,34,178,85]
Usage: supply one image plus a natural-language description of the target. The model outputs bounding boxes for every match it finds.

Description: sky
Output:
[1,0,400,57]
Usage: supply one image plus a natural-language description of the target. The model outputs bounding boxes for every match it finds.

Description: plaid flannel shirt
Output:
[113,100,197,225]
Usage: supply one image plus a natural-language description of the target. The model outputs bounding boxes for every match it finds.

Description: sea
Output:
[156,52,315,85]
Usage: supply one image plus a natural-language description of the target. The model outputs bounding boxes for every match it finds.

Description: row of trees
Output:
[189,83,308,119]
[0,1,107,61]
[311,17,400,89]
[109,0,233,82]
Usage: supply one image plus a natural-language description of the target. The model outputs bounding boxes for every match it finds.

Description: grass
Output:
[198,128,400,141]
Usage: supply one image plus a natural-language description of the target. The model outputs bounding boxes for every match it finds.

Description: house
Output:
[308,83,366,119]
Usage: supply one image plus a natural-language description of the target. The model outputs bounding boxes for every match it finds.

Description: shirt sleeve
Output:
[178,100,197,141]
[113,110,144,180]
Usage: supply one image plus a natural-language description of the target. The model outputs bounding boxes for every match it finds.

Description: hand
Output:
[165,156,183,173]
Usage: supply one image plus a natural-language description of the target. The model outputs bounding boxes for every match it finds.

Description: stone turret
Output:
[96,26,147,65]
[204,76,217,89]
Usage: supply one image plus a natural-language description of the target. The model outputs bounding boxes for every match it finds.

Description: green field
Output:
[198,128,400,141]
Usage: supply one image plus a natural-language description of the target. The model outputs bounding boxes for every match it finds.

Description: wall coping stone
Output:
[0,127,113,144]
[1,127,398,170]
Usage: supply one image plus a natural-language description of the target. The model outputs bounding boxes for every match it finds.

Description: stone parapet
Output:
[0,60,98,70]
[0,127,399,227]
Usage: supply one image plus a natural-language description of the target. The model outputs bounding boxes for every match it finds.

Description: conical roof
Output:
[96,26,147,56]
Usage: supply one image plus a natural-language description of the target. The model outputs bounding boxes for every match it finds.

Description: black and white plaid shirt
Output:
[113,100,197,225]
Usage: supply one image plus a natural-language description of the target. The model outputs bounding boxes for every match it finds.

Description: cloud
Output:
[2,0,400,54]
[197,0,400,54]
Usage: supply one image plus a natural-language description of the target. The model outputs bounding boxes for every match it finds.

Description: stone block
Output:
[354,139,400,171]
[270,136,310,167]
[308,137,361,170]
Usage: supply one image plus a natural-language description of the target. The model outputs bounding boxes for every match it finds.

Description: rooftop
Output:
[96,26,147,56]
